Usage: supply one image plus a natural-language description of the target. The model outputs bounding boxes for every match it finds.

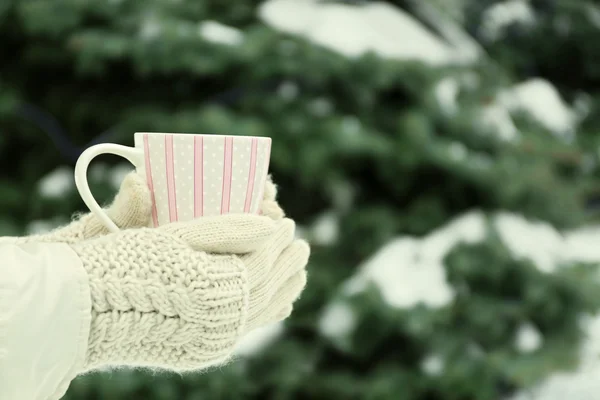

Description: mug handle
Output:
[74,144,144,233]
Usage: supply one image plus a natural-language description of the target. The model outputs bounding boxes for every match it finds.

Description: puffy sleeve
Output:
[0,242,91,400]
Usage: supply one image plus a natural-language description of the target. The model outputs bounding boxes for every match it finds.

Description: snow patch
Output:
[479,102,519,142]
[495,213,565,273]
[419,211,487,264]
[319,301,356,340]
[563,227,600,264]
[234,322,284,357]
[343,237,455,309]
[415,2,482,63]
[435,78,460,115]
[481,0,535,41]
[38,167,74,199]
[341,212,488,309]
[311,212,340,246]
[508,314,600,399]
[515,323,543,353]
[498,79,576,137]
[496,213,600,274]
[508,367,600,400]
[421,354,445,376]
[198,21,244,46]
[477,79,575,144]
[259,0,475,65]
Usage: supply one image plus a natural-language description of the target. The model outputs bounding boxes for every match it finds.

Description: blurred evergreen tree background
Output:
[2,0,600,399]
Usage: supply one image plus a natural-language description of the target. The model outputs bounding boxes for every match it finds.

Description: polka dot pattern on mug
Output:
[173,134,195,222]
[202,135,225,215]
[141,133,271,223]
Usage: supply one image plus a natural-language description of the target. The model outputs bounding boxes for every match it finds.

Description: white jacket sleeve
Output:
[0,243,91,400]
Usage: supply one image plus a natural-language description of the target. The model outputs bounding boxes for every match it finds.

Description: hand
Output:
[73,213,309,372]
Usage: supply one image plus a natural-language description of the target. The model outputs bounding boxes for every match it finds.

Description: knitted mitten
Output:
[72,214,309,372]
[1,172,152,245]
[260,175,285,221]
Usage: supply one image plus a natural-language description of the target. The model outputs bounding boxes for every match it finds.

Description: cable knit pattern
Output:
[68,215,310,373]
[72,229,248,372]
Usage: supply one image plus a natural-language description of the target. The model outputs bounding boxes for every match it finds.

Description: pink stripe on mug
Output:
[194,136,204,218]
[244,138,259,213]
[165,134,178,222]
[221,136,234,214]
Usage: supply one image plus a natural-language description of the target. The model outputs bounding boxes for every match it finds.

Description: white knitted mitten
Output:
[72,214,309,372]
[2,172,152,244]
[260,175,285,221]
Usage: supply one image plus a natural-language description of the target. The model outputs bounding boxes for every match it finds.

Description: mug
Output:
[75,133,272,233]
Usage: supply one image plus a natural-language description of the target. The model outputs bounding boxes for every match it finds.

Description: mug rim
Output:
[135,132,271,141]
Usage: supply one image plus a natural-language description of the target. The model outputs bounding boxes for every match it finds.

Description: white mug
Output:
[75,132,272,232]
